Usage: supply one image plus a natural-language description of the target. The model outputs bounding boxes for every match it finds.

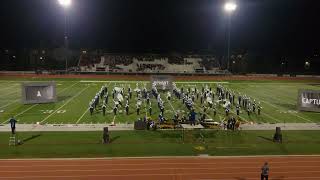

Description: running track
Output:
[0,156,319,180]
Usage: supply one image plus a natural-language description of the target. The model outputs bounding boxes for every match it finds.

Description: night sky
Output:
[0,0,319,54]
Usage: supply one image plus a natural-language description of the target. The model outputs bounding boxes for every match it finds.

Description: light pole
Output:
[224,1,237,71]
[58,0,72,73]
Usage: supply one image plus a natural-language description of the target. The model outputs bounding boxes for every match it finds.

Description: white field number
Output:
[42,110,66,114]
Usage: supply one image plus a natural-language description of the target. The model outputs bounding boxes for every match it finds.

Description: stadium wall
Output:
[1,71,320,81]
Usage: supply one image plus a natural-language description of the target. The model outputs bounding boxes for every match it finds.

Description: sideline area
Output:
[1,130,320,158]
[1,123,320,132]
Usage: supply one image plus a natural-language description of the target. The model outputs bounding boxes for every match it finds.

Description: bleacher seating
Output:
[78,53,221,74]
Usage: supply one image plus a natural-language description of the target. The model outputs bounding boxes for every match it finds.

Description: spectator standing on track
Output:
[261,162,269,180]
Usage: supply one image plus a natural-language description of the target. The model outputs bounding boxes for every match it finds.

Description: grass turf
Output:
[0,130,319,158]
[0,78,320,124]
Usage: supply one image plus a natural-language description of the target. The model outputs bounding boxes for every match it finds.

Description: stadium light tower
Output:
[58,0,72,73]
[58,0,72,7]
[224,1,237,71]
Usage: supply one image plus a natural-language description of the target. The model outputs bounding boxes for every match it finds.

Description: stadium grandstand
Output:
[78,53,222,74]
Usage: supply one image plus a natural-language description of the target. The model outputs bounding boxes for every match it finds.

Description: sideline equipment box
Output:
[297,89,320,112]
[22,82,57,104]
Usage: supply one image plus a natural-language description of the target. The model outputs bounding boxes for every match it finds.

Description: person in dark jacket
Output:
[9,117,17,134]
[261,162,269,180]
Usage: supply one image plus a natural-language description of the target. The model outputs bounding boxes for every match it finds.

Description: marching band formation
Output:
[88,82,262,129]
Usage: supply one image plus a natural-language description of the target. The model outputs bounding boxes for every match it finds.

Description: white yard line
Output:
[2,82,79,124]
[40,86,89,124]
[0,82,79,111]
[0,83,80,125]
[1,89,20,97]
[0,84,19,92]
[167,100,176,113]
[57,82,80,95]
[76,82,113,124]
[233,85,310,123]
[0,99,19,109]
[262,112,280,123]
[75,109,89,124]
[193,103,214,120]
[112,115,116,125]
[0,104,37,124]
[19,82,80,119]
[244,86,313,123]
[260,100,314,123]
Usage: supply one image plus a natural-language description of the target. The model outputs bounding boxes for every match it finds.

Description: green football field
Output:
[0,78,320,125]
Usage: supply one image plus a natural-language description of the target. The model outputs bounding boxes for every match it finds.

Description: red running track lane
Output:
[0,156,319,180]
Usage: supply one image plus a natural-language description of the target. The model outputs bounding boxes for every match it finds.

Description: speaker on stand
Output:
[103,127,110,144]
[273,127,282,143]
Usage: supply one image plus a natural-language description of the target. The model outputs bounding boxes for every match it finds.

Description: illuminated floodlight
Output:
[224,2,237,12]
[58,0,72,8]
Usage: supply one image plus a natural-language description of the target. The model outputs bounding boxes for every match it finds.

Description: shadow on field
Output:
[58,96,72,101]
[110,136,120,143]
[19,134,41,145]
[258,136,274,142]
